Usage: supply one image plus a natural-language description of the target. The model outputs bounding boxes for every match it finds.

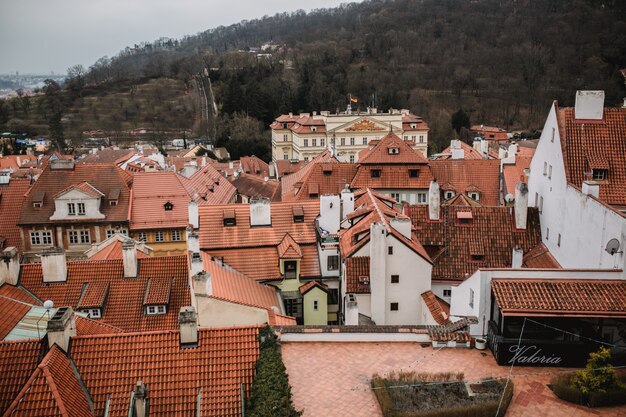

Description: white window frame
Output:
[146,305,167,315]
[88,308,101,318]
[362,137,367,145]
[30,230,53,246]
[468,192,480,201]
[172,230,181,241]
[340,138,345,146]
[303,139,308,147]
[68,230,79,244]
[419,135,424,143]
[80,229,90,244]
[350,137,355,145]
[283,154,289,160]
[320,138,325,147]
[30,231,42,246]
[417,193,427,204]
[155,231,164,242]
[312,138,316,147]
[444,191,455,200]
[443,289,452,297]
[349,155,355,163]
[283,134,288,142]
[68,202,76,215]
[77,202,86,215]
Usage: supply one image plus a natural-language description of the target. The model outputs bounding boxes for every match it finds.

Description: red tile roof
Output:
[0,295,32,340]
[282,162,357,202]
[18,164,132,225]
[0,339,46,412]
[143,277,172,305]
[277,233,303,258]
[184,164,236,206]
[240,156,270,178]
[55,181,104,199]
[0,178,30,251]
[274,159,306,178]
[439,141,485,160]
[345,257,370,293]
[358,133,429,164]
[20,256,190,332]
[503,156,532,197]
[443,193,482,207]
[351,165,432,190]
[0,283,41,305]
[77,282,109,309]
[5,345,94,417]
[421,291,450,325]
[75,315,123,336]
[0,155,38,170]
[402,114,430,131]
[71,327,260,416]
[79,147,135,165]
[522,243,561,269]
[429,159,501,206]
[407,205,542,282]
[491,279,626,317]
[229,173,280,201]
[87,240,151,261]
[280,150,337,200]
[299,280,327,295]
[558,106,626,206]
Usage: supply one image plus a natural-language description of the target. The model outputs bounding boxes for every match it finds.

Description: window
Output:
[546,227,550,240]
[371,169,381,178]
[282,123,288,129]
[284,298,300,317]
[388,147,399,154]
[388,246,393,255]
[419,135,424,143]
[311,126,317,132]
[106,229,115,239]
[543,162,547,176]
[146,305,166,315]
[411,135,416,141]
[283,154,289,160]
[33,202,42,208]
[469,289,474,308]
[164,202,173,211]
[350,137,355,145]
[340,137,346,146]
[304,157,309,162]
[417,193,427,204]
[30,231,52,246]
[409,169,419,178]
[471,254,484,262]
[77,203,85,215]
[67,203,76,215]
[69,230,78,244]
[320,138,325,147]
[80,229,90,243]
[327,255,339,271]
[539,196,544,213]
[109,200,118,206]
[403,135,408,141]
[551,127,555,143]
[87,309,101,319]
[391,192,400,201]
[284,261,297,279]
[303,139,308,147]
[172,230,181,241]
[328,288,339,305]
[312,138,317,147]
[283,134,288,141]
[443,289,452,297]
[349,155,355,163]
[468,192,480,201]
[444,191,455,200]
[592,169,607,181]
[323,169,332,177]
[548,165,552,179]
[557,233,561,247]
[390,302,399,311]
[391,274,399,283]
[313,300,319,311]
[137,232,147,242]
[155,231,164,242]
[362,137,367,145]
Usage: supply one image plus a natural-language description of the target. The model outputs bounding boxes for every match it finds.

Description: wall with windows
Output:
[131,228,187,256]
[303,287,328,325]
[50,190,105,220]
[377,189,428,205]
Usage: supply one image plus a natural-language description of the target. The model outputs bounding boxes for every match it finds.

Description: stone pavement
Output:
[281,342,626,417]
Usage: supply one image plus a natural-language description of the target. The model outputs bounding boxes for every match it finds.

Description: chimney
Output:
[122,240,138,278]
[472,138,481,153]
[341,184,354,220]
[344,294,359,325]
[133,381,148,417]
[188,198,199,229]
[182,160,198,178]
[228,161,234,169]
[179,306,198,347]
[514,180,528,229]
[581,180,600,198]
[50,159,74,170]
[575,90,605,120]
[0,247,20,286]
[250,198,271,227]
[390,216,411,239]
[450,140,464,160]
[428,179,440,221]
[41,247,67,283]
[190,253,203,278]
[319,194,341,234]
[192,270,212,297]
[369,223,387,325]
[512,247,523,268]
[480,139,489,157]
[46,307,76,352]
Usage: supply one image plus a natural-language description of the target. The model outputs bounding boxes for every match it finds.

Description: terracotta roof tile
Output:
[558,106,626,206]
[54,181,104,199]
[429,159,501,206]
[229,173,280,201]
[358,133,429,164]
[299,280,328,295]
[274,159,306,178]
[351,165,432,190]
[522,243,561,269]
[282,162,357,202]
[503,156,532,196]
[70,327,260,416]
[280,150,336,199]
[77,282,109,309]
[183,164,236,206]
[0,155,38,170]
[0,283,41,305]
[491,279,626,317]
[143,277,172,305]
[421,291,450,325]
[0,178,30,251]
[0,295,32,340]
[240,156,270,178]
[19,164,132,225]
[0,339,46,412]
[407,205,542,282]
[79,148,134,165]
[20,256,190,332]
[443,193,482,207]
[345,257,370,293]
[439,141,485,160]
[87,240,151,260]
[277,233,303,258]
[75,315,123,336]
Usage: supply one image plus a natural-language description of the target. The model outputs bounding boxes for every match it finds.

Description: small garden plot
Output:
[371,371,513,417]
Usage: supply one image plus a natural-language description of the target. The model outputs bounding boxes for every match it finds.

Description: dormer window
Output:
[145,305,167,315]
[371,169,382,178]
[409,169,419,178]
[322,167,332,176]
[471,254,485,262]
[592,169,607,181]
[358,275,370,285]
[32,190,45,208]
[108,188,120,206]
[311,126,317,132]
[282,123,288,129]
[410,123,416,129]
[164,201,174,211]
[468,192,480,201]
[68,202,76,215]
[293,206,305,223]
[223,209,236,226]
[86,308,101,319]
[456,211,473,226]
[388,147,399,155]
[444,191,455,200]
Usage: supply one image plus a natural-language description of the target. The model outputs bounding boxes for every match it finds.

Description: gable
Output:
[331,116,390,133]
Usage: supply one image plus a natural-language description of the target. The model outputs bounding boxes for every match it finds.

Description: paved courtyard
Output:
[282,342,626,417]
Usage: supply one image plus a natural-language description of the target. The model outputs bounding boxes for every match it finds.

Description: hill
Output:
[1,0,624,157]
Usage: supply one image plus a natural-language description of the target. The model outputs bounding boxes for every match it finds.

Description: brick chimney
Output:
[46,307,76,352]
[41,247,67,283]
[514,180,528,230]
[133,381,148,417]
[250,198,271,227]
[0,247,20,286]
[122,240,138,278]
[575,90,605,120]
[179,306,198,347]
[428,179,440,221]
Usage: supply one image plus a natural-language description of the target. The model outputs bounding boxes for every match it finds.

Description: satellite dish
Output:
[505,194,514,203]
[43,300,54,310]
[605,238,622,255]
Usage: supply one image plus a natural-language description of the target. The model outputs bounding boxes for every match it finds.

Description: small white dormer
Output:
[50,182,106,220]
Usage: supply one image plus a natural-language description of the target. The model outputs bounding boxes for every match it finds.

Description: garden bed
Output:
[371,371,513,417]
[550,372,626,408]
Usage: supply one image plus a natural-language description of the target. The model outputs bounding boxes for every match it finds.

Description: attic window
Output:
[311,126,317,132]
[444,191,455,200]
[282,123,288,129]
[292,206,305,223]
[470,254,485,262]
[468,192,480,201]
[409,169,419,178]
[592,169,607,181]
[108,188,120,206]
[32,190,45,208]
[410,123,417,129]
[358,275,370,285]
[145,305,167,315]
[371,169,382,178]
[309,183,319,198]
[223,209,236,226]
[388,147,400,155]
[456,211,473,225]
[164,201,174,211]
[322,167,333,176]
[85,308,101,319]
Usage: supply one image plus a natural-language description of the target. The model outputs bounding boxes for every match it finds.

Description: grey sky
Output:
[0,0,347,75]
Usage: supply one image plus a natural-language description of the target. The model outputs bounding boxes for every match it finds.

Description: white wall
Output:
[528,102,626,277]
[196,297,270,327]
[50,189,105,220]
[378,189,428,205]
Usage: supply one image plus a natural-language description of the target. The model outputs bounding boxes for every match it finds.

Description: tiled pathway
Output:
[282,342,626,417]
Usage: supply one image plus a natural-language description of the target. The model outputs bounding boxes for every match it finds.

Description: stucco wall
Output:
[196,297,269,327]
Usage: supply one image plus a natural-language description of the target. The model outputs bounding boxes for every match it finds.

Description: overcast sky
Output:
[0,0,348,75]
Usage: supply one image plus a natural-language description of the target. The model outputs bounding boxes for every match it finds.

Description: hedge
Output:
[550,373,626,408]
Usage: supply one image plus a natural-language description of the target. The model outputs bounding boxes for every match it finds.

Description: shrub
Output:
[573,347,621,395]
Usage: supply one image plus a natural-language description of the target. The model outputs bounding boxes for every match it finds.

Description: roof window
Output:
[592,169,607,181]
[388,147,400,155]
[371,169,381,178]
[456,211,473,225]
[292,206,305,223]
[164,201,174,211]
[223,209,236,226]
[358,275,370,285]
[145,305,167,315]
[32,190,45,208]
[409,169,419,178]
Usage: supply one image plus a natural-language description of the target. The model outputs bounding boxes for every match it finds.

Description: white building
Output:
[527,91,626,277]
[270,108,429,163]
